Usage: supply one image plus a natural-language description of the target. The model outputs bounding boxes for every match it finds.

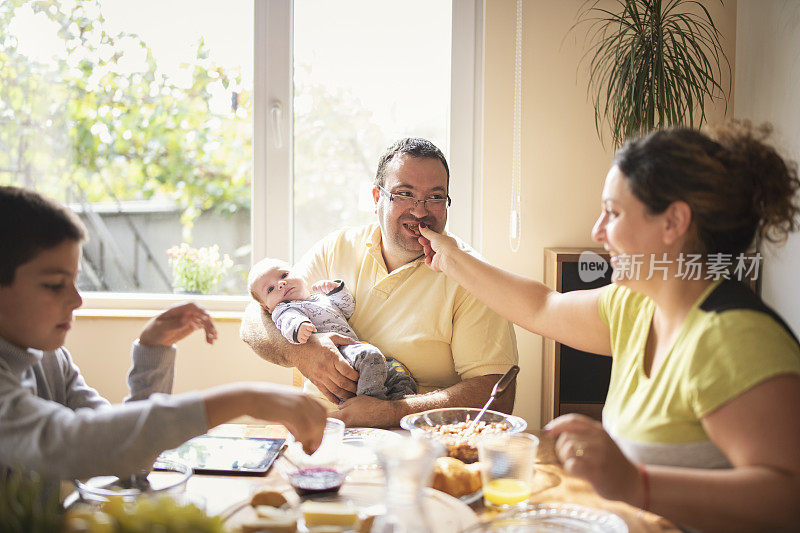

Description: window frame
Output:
[81,0,482,313]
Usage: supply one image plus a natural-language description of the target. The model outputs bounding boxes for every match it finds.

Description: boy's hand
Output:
[311,280,339,294]
[237,383,328,455]
[203,383,327,455]
[297,321,317,343]
[139,303,217,347]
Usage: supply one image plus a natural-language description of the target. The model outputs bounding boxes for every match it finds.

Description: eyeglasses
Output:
[377,184,452,210]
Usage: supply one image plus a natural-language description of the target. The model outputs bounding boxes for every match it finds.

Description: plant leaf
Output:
[572,0,730,147]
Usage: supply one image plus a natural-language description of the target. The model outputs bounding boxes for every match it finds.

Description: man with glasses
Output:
[241,138,518,427]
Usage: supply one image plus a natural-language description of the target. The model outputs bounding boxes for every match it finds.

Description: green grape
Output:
[63,515,92,533]
[100,496,127,519]
[86,512,115,533]
[64,494,228,533]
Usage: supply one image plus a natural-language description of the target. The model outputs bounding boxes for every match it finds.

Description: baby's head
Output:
[248,257,311,313]
[0,186,87,350]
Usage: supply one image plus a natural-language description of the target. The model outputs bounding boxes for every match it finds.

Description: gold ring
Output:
[574,442,585,457]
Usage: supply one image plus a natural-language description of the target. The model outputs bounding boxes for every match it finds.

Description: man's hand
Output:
[139,302,217,347]
[311,280,339,294]
[296,322,317,343]
[295,332,359,403]
[332,395,400,428]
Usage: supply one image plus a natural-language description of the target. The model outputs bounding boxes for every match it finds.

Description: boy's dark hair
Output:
[0,187,87,286]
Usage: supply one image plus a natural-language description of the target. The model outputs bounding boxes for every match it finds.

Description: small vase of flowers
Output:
[167,243,233,295]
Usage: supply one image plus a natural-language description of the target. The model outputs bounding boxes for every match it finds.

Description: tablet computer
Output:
[156,435,285,475]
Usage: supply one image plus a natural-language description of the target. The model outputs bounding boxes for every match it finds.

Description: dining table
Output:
[146,423,681,533]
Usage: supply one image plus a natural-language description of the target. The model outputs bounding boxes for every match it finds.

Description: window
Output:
[1,0,253,296]
[258,0,480,265]
[291,0,452,260]
[1,0,479,301]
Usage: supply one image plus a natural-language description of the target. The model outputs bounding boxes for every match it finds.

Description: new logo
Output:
[578,251,609,283]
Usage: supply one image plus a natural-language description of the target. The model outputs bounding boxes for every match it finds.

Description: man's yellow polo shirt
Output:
[294,223,518,394]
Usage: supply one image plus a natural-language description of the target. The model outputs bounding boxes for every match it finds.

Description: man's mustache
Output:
[400,216,436,226]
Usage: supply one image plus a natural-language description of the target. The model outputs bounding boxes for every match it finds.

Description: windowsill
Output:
[77,292,251,321]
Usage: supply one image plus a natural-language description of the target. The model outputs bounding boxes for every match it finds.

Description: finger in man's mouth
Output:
[403,222,421,236]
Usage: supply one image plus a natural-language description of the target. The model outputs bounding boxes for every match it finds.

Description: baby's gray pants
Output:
[339,343,417,401]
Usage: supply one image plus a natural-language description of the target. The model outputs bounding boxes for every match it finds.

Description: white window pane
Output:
[0,0,253,295]
[292,0,452,261]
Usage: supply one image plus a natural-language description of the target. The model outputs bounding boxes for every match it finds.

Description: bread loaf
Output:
[250,488,288,508]
[431,456,482,497]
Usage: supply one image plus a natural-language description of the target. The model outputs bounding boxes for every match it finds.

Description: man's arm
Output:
[240,301,295,366]
[239,301,359,402]
[333,374,516,428]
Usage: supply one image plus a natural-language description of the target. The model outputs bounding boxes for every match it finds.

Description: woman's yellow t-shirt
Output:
[599,279,800,468]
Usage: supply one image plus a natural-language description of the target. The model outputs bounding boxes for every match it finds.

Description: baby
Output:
[248,258,417,401]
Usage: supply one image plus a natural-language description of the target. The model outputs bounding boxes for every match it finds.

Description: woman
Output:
[418,122,800,531]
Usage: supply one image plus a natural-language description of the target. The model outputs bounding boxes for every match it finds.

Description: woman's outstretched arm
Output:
[418,225,611,355]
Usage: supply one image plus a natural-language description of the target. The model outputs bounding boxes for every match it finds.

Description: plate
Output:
[342,427,403,445]
[340,427,403,470]
[477,503,628,532]
[224,484,478,533]
[423,487,481,532]
[459,487,483,505]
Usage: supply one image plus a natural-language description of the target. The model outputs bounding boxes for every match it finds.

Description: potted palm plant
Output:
[576,0,731,147]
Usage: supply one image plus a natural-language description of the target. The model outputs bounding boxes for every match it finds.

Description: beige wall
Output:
[480,0,736,428]
[67,0,737,429]
[67,312,292,403]
[734,0,800,334]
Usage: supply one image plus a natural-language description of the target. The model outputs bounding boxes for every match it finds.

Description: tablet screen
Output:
[157,435,285,475]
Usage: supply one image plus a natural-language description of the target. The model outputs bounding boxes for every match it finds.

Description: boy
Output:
[248,258,417,400]
[0,186,326,480]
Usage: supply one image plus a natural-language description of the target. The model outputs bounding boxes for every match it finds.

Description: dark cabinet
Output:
[542,248,612,425]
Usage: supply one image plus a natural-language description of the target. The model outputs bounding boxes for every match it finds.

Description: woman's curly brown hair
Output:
[614,120,800,255]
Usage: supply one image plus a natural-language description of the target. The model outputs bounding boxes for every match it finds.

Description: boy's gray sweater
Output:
[0,336,208,480]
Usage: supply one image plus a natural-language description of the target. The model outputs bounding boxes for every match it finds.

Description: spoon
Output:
[468,365,520,431]
[277,443,302,470]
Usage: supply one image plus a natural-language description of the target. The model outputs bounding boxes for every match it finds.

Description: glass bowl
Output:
[274,454,353,497]
[477,503,628,532]
[74,460,193,504]
[399,408,527,463]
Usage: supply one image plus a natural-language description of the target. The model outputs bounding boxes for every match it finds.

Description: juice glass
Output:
[477,433,539,509]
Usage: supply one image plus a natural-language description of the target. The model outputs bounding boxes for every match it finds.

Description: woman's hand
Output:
[139,302,217,347]
[546,414,642,506]
[418,224,459,272]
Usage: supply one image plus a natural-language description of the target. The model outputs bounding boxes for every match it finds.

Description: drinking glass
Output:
[287,417,345,466]
[371,435,444,533]
[477,433,539,509]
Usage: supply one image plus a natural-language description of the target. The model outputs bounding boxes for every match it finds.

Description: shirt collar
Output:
[365,224,427,273]
[0,336,44,377]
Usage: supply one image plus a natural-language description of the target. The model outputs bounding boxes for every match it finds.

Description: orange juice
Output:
[483,478,532,506]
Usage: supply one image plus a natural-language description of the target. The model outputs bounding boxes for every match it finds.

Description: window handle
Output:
[270,101,283,149]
